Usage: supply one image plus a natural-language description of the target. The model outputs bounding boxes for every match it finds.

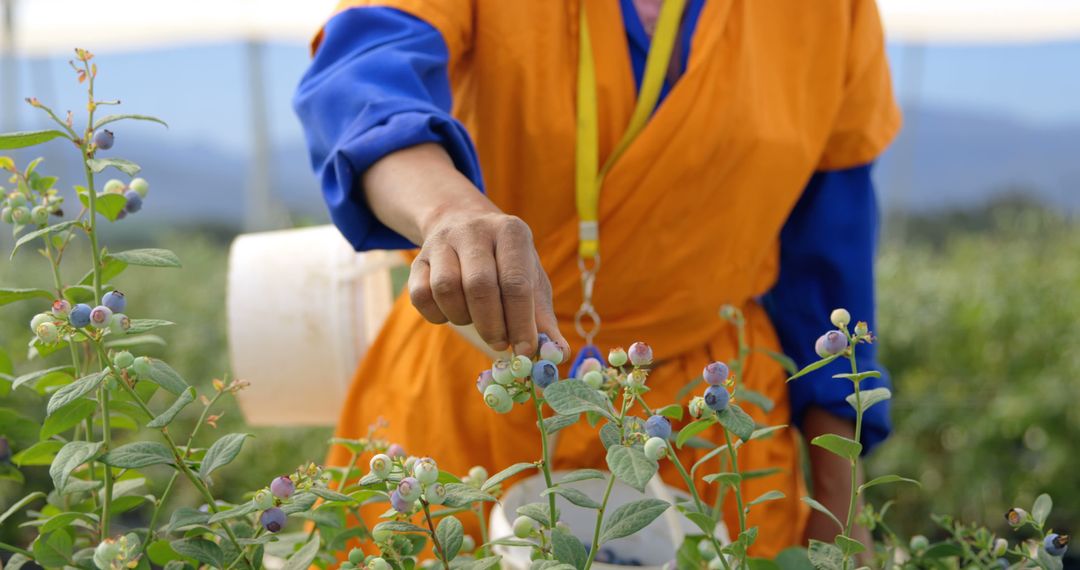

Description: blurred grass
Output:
[0,199,1076,546]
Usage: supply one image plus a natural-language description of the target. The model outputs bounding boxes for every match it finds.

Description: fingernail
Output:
[515,342,533,356]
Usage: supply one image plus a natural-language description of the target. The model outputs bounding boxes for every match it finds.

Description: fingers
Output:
[425,244,472,326]
[494,217,540,355]
[459,243,509,352]
[532,267,569,360]
[408,255,448,324]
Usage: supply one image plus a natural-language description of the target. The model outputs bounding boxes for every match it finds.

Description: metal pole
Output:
[244,39,278,231]
[1,0,17,132]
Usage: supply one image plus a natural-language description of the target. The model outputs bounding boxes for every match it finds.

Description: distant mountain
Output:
[7,104,1077,231]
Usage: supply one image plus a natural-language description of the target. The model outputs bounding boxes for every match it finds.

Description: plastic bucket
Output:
[490,472,730,570]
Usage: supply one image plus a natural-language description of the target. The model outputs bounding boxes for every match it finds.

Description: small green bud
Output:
[513,515,536,539]
[830,308,850,328]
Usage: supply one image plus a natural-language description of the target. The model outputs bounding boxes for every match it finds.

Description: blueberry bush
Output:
[0,52,1071,570]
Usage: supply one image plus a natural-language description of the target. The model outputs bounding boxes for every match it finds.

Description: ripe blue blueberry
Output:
[253,489,274,510]
[113,351,134,369]
[397,477,422,502]
[123,190,143,213]
[539,342,564,365]
[104,179,126,194]
[413,457,439,485]
[30,206,48,225]
[645,415,672,440]
[510,354,533,378]
[476,370,494,394]
[513,516,536,539]
[628,342,653,366]
[608,347,628,367]
[583,370,604,390]
[52,299,72,317]
[102,290,127,312]
[1044,533,1069,557]
[129,178,150,198]
[369,454,392,480]
[36,322,60,345]
[704,385,730,412]
[387,444,406,458]
[270,475,295,499]
[536,332,551,351]
[703,361,729,386]
[30,313,53,333]
[425,482,447,505]
[484,384,514,414]
[93,129,115,150]
[688,396,707,419]
[69,303,92,327]
[260,507,286,533]
[644,437,667,461]
[532,359,558,389]
[110,313,131,334]
[89,305,113,329]
[492,359,514,386]
[816,330,848,357]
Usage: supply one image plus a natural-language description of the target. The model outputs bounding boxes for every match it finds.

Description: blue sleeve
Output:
[293,7,483,251]
[761,164,891,453]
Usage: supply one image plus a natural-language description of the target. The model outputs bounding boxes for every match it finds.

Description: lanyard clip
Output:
[574,254,601,345]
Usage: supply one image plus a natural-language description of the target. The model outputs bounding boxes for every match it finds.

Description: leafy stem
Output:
[530,381,558,530]
[582,473,617,570]
[421,500,452,570]
[842,343,864,539]
[98,381,113,541]
[723,429,747,536]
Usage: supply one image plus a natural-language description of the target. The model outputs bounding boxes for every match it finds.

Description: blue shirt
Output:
[294,2,892,451]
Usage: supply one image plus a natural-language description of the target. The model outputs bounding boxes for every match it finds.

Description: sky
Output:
[4,39,1080,153]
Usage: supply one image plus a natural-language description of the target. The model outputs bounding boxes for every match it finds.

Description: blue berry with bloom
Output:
[69,303,92,327]
[124,190,143,213]
[398,477,422,502]
[476,370,494,394]
[260,507,286,533]
[102,290,126,312]
[703,361,729,386]
[704,385,730,412]
[532,359,558,389]
[1044,533,1069,557]
[89,305,113,329]
[816,330,849,357]
[270,475,295,499]
[387,443,406,458]
[628,342,653,366]
[93,129,114,150]
[645,415,672,440]
[390,489,412,513]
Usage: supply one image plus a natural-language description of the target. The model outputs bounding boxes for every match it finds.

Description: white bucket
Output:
[490,472,730,570]
[226,225,502,426]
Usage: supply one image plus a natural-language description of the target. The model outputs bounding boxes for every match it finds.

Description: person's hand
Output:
[360,143,568,356]
[802,407,873,563]
[409,203,566,356]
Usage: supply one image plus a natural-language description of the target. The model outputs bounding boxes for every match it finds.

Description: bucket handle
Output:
[646,474,686,546]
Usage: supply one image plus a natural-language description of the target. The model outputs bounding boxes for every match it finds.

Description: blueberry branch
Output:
[529,382,559,530]
[842,341,863,539]
[420,500,452,570]
[581,389,634,570]
[722,429,747,536]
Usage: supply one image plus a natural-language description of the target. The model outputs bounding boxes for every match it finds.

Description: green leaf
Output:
[676,417,716,449]
[373,520,429,535]
[0,491,45,526]
[12,440,64,466]
[747,490,785,508]
[100,441,175,468]
[281,534,321,570]
[832,371,881,383]
[138,358,188,394]
[742,467,783,482]
[481,462,536,492]
[442,483,497,508]
[206,501,257,524]
[597,498,669,544]
[599,423,621,449]
[656,404,684,421]
[93,113,170,130]
[921,542,963,559]
[1032,493,1053,527]
[517,502,559,526]
[465,556,503,570]
[800,498,842,531]
[40,399,97,439]
[550,527,588,570]
[539,413,580,435]
[749,425,788,442]
[12,365,73,391]
[774,547,814,570]
[558,469,606,485]
[147,387,196,429]
[107,248,182,268]
[787,355,840,382]
[833,535,864,557]
[543,380,616,420]
[436,516,464,561]
[0,287,54,307]
[79,256,128,286]
[39,511,98,534]
[308,486,354,503]
[12,220,80,258]
[106,334,166,349]
[32,530,73,568]
[846,387,891,414]
[857,474,920,494]
[5,553,30,570]
[198,433,252,481]
[716,403,756,442]
[86,157,141,176]
[541,486,601,509]
[50,442,102,491]
[147,540,184,566]
[703,472,741,488]
[77,191,128,221]
[167,507,211,532]
[0,129,68,149]
[734,388,774,413]
[605,445,657,493]
[126,319,175,335]
[806,540,843,570]
[171,538,224,568]
[810,434,862,461]
[46,371,107,416]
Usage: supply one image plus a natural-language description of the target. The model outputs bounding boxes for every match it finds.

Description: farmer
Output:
[295,0,899,557]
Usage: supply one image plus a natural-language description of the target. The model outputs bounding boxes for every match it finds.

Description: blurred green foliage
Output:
[0,199,1076,549]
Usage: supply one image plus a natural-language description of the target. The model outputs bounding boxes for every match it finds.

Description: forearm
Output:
[361,143,498,244]
[802,406,871,548]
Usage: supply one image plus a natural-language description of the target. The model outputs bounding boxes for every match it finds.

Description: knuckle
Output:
[499,216,532,240]
[463,273,499,300]
[430,276,460,299]
[500,271,532,299]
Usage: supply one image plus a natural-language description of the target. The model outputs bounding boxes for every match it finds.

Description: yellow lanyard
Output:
[573,0,688,344]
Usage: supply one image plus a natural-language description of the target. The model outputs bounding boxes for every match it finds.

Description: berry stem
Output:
[581,472,617,570]
[529,382,559,530]
[0,542,34,559]
[663,444,731,570]
[79,60,104,304]
[473,503,490,558]
[420,500,452,570]
[842,344,864,540]
[98,382,113,541]
[722,428,747,541]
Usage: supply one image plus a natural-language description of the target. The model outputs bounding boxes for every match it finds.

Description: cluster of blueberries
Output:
[101,176,150,220]
[30,291,131,347]
[0,188,62,227]
[368,447,448,515]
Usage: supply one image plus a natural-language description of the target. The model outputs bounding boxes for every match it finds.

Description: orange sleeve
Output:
[312,0,474,63]
[818,0,902,170]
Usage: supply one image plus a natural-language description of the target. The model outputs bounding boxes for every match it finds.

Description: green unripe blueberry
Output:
[644,437,667,461]
[93,538,122,570]
[369,558,391,570]
[468,466,488,482]
[11,206,29,225]
[30,313,53,333]
[133,356,153,377]
[992,538,1008,558]
[130,178,149,198]
[608,347,628,367]
[583,370,604,390]
[413,457,439,485]
[461,535,476,553]
[425,482,447,505]
[113,351,135,369]
[0,207,12,224]
[909,535,929,552]
[492,359,514,385]
[483,384,513,414]
[110,313,131,334]
[688,396,707,419]
[36,322,60,345]
[510,354,533,378]
[513,515,536,539]
[104,179,126,194]
[30,206,48,225]
[697,540,717,560]
[253,489,274,510]
[348,549,365,565]
[708,556,725,570]
[369,454,392,480]
[512,389,531,404]
[8,192,26,207]
[372,528,392,542]
[830,308,851,328]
